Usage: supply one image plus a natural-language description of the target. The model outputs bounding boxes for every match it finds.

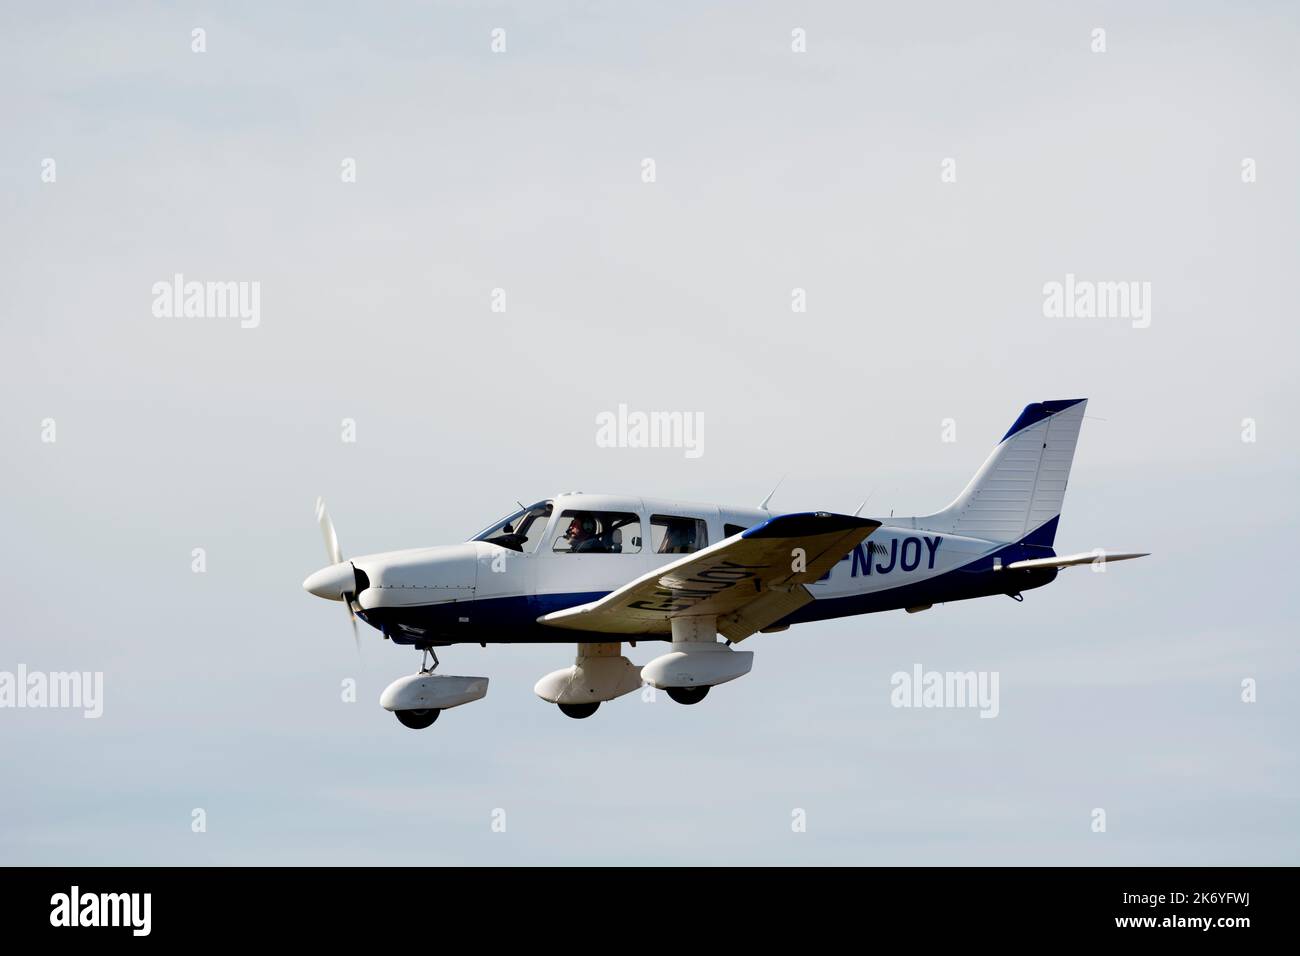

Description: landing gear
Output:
[392,647,444,729]
[666,685,710,705]
[535,642,641,717]
[558,701,600,719]
[394,708,439,729]
[380,644,490,730]
[642,616,751,704]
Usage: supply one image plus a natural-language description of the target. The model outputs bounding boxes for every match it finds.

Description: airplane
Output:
[302,398,1147,729]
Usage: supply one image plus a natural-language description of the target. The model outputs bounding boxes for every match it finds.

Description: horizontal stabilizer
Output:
[1002,550,1149,571]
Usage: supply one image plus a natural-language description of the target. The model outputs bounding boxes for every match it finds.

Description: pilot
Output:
[565,514,604,553]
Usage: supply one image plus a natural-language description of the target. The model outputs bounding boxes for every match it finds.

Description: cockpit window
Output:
[472,500,553,553]
[552,510,642,554]
[651,515,709,554]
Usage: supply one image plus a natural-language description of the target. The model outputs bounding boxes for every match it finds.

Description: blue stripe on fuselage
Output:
[359,591,610,645]
[779,518,1060,625]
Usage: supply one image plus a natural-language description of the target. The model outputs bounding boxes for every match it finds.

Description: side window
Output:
[651,515,709,554]
[724,523,750,538]
[552,510,642,554]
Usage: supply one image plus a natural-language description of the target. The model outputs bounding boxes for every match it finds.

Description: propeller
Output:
[314,496,360,649]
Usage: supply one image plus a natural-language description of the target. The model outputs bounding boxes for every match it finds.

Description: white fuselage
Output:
[333,493,1056,646]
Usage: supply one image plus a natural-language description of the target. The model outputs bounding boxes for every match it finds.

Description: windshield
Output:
[471,500,554,553]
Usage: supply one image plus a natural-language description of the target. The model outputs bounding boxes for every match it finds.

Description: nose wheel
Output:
[392,646,444,729]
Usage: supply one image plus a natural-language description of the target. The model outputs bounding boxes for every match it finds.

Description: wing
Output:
[537,512,881,642]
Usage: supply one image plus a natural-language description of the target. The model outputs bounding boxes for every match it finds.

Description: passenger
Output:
[659,522,694,554]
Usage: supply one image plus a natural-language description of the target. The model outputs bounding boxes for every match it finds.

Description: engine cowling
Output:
[641,641,753,689]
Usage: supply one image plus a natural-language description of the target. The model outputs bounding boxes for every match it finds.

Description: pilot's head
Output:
[566,515,597,542]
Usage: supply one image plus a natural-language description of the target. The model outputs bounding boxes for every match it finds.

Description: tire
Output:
[558,701,600,719]
[666,685,710,705]
[395,708,440,729]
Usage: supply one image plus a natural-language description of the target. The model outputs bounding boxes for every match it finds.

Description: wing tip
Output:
[743,511,881,540]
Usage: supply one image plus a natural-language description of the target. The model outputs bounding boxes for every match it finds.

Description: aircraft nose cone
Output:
[302,561,355,600]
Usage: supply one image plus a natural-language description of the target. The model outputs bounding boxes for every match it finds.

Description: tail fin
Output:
[919,399,1088,545]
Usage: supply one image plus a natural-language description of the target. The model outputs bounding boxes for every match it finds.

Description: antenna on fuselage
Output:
[852,489,875,517]
[759,474,786,511]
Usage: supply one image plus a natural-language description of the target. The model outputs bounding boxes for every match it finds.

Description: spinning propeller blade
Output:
[316,496,342,566]
[315,497,360,651]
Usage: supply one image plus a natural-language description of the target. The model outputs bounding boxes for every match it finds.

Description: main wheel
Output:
[558,701,600,719]
[667,685,710,705]
[395,708,440,729]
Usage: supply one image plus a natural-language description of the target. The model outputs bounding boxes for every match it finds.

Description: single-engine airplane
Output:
[303,399,1147,729]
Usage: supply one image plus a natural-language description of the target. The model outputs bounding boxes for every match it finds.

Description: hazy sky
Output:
[2,1,1297,865]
